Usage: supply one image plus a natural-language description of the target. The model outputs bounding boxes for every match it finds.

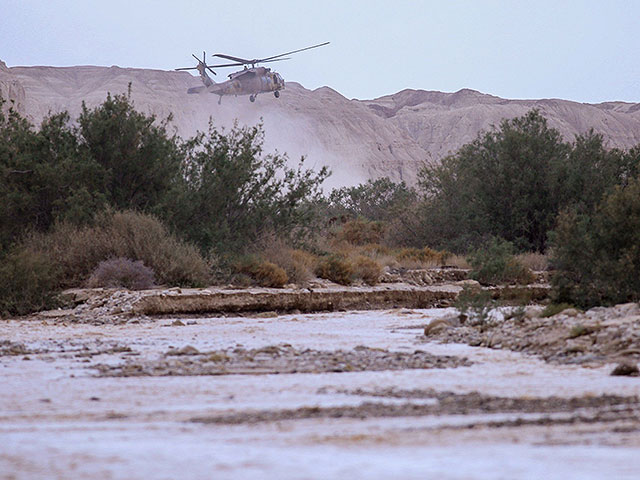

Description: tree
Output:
[550,176,640,307]
[163,121,330,256]
[0,104,105,251]
[420,110,569,252]
[327,177,417,223]
[77,89,182,213]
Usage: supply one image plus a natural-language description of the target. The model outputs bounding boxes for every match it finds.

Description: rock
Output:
[610,362,640,377]
[424,317,456,336]
[171,320,185,326]
[560,308,580,317]
[167,345,200,356]
[524,305,544,319]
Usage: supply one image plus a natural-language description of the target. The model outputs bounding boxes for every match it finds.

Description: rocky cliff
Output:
[2,61,640,187]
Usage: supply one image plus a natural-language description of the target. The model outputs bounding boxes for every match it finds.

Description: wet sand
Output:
[2,308,640,479]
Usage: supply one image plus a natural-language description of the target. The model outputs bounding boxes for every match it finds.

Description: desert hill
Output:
[2,60,640,187]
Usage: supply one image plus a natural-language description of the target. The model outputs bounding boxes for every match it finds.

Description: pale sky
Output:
[2,0,639,103]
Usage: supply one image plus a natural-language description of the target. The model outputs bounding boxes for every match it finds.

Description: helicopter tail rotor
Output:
[175,52,217,76]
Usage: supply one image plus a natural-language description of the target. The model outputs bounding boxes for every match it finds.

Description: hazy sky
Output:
[2,0,639,103]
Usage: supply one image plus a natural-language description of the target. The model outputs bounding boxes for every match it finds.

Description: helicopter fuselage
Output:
[178,42,327,103]
[188,66,285,103]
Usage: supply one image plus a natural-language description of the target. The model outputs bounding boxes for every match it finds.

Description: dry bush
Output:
[315,255,354,285]
[234,256,289,288]
[20,211,211,288]
[394,247,448,268]
[516,252,549,271]
[353,255,383,285]
[87,257,155,290]
[445,254,471,269]
[336,219,386,246]
[258,237,318,285]
[251,261,288,288]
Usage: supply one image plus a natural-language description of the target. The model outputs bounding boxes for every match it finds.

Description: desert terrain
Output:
[3,58,640,479]
[2,59,640,186]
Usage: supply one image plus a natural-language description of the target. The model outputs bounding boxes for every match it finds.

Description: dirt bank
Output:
[422,302,640,366]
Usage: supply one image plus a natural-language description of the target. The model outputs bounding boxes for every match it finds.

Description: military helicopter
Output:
[176,42,329,104]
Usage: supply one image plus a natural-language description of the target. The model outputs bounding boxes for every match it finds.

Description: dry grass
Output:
[353,255,383,285]
[445,254,471,269]
[233,256,289,288]
[258,237,317,286]
[516,252,549,271]
[394,247,449,269]
[336,219,386,246]
[316,255,354,285]
[20,210,211,288]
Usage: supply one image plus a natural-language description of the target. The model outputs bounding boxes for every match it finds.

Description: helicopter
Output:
[176,42,329,104]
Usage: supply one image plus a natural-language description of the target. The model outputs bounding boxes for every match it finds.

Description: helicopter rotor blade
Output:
[208,61,246,68]
[257,41,329,63]
[212,53,253,64]
[175,67,198,71]
[259,57,291,64]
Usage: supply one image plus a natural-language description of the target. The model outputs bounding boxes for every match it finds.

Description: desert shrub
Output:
[20,211,211,288]
[251,262,288,288]
[395,247,448,268]
[541,303,575,318]
[258,237,317,285]
[454,284,494,327]
[468,238,535,285]
[0,248,59,316]
[445,254,471,269]
[234,256,289,288]
[516,252,549,271]
[315,255,354,285]
[550,176,640,308]
[336,219,386,246]
[353,256,383,285]
[87,257,155,290]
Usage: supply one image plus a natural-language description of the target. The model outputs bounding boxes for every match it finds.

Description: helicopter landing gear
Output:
[274,90,280,98]
[249,94,256,103]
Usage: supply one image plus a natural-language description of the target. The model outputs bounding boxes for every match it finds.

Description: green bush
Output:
[163,121,329,255]
[550,176,640,308]
[316,255,354,285]
[416,111,634,253]
[0,249,59,316]
[468,237,535,285]
[454,284,494,327]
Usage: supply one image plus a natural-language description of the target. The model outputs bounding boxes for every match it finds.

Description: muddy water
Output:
[2,308,640,479]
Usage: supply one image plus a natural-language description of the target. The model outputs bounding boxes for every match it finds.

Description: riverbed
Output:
[2,308,640,479]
